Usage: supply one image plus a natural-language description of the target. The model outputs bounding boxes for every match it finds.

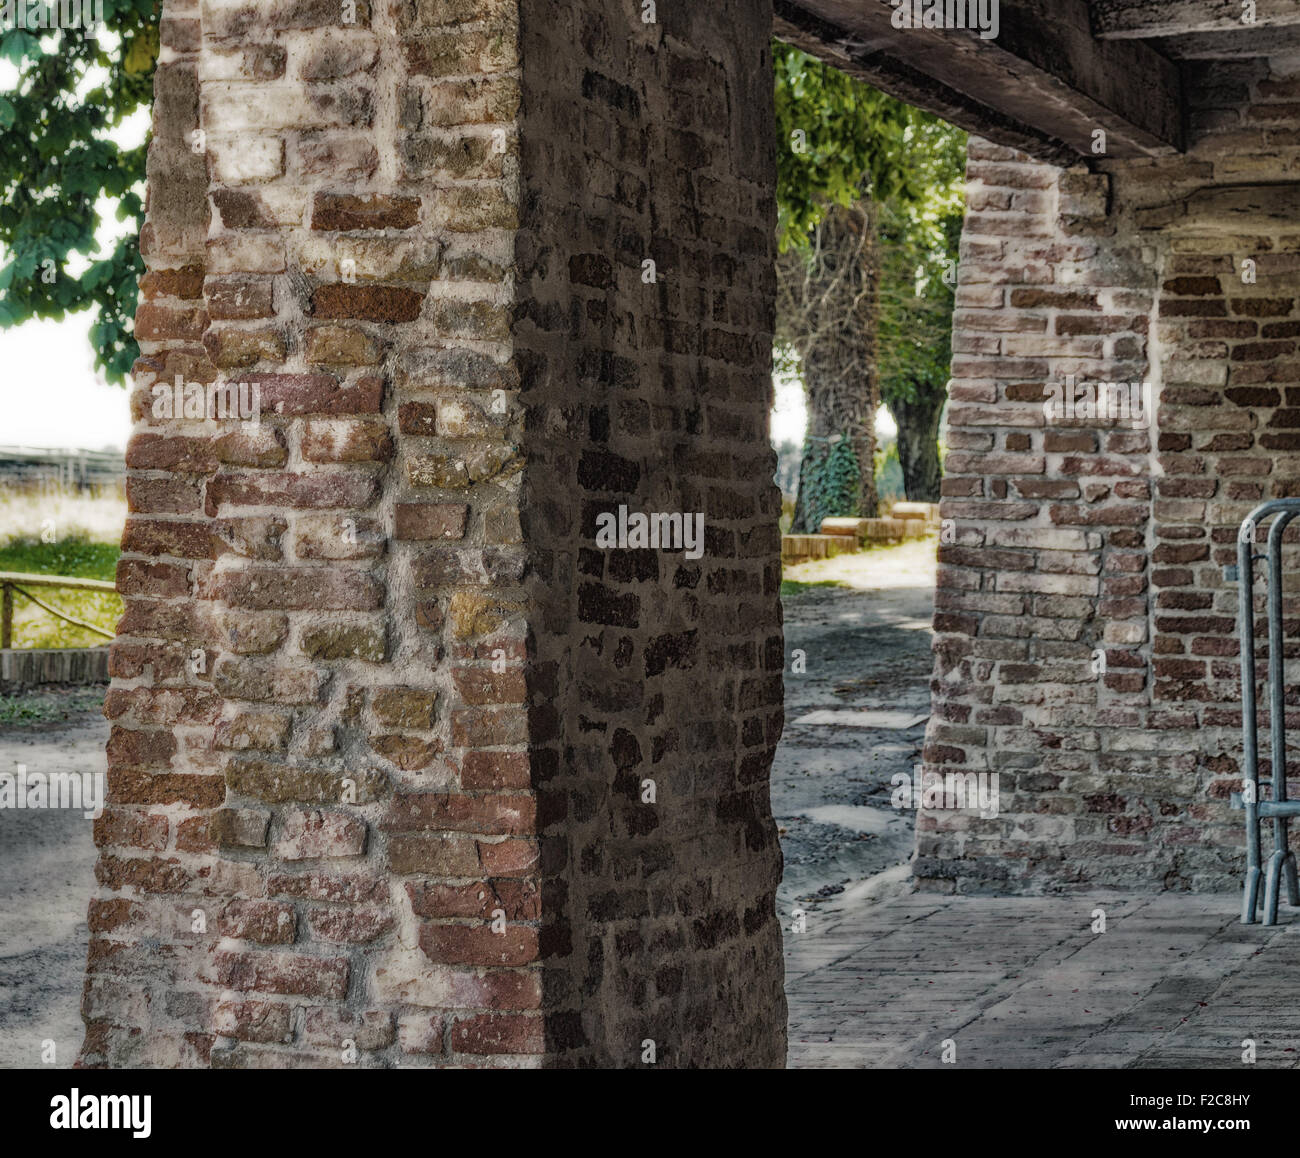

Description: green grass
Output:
[780,578,847,597]
[0,484,126,648]
[0,536,119,581]
[0,687,105,726]
[0,535,121,648]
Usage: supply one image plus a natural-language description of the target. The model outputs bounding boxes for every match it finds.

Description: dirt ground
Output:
[0,687,105,1068]
[774,536,938,921]
[0,538,937,1067]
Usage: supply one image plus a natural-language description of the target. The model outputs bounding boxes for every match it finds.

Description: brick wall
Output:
[920,57,1300,894]
[81,0,785,1068]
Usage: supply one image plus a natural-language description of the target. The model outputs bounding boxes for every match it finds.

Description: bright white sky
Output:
[0,40,143,452]
[773,372,897,446]
[0,312,133,450]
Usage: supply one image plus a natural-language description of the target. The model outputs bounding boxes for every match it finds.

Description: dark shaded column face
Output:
[516,0,786,1067]
[84,0,786,1068]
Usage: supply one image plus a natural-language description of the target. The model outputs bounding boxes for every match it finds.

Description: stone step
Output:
[781,534,856,565]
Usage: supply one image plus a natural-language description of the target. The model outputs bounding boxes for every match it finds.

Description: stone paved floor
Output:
[784,891,1300,1068]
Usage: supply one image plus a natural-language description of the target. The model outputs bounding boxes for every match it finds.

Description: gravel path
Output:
[773,538,937,922]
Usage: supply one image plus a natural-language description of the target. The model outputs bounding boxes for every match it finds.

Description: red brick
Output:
[382,793,534,835]
[311,285,425,323]
[207,472,381,512]
[460,751,531,790]
[244,372,383,415]
[419,923,538,967]
[394,502,468,541]
[202,951,349,999]
[307,908,394,943]
[450,1012,542,1055]
[217,900,297,944]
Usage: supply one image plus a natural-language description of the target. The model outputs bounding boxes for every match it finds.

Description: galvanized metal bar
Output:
[1267,512,1293,802]
[1238,500,1300,923]
[1259,800,1300,817]
[1241,515,1262,922]
[1267,512,1297,922]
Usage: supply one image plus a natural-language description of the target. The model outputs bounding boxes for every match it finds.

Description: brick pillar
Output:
[81,0,786,1068]
[921,138,1159,894]
[923,60,1300,894]
[516,0,784,1067]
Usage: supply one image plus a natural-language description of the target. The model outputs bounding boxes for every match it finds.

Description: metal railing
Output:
[0,571,116,648]
[1232,501,1300,924]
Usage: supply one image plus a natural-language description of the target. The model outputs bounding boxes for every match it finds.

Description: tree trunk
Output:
[889,387,945,502]
[779,201,880,533]
[790,351,878,532]
[790,367,833,535]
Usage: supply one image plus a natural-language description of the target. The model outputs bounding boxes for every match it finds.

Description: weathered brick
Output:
[311,285,425,322]
[201,951,349,1000]
[450,1012,542,1055]
[394,502,468,541]
[273,809,368,859]
[218,568,384,611]
[210,808,272,848]
[226,758,386,805]
[372,687,437,728]
[382,793,534,835]
[312,193,421,231]
[300,622,387,661]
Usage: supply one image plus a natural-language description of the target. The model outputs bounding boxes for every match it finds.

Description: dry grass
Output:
[0,481,127,544]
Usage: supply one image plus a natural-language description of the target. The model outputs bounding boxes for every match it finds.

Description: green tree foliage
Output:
[877,119,965,413]
[877,118,965,500]
[769,39,967,519]
[775,40,966,510]
[774,42,920,250]
[0,1,159,383]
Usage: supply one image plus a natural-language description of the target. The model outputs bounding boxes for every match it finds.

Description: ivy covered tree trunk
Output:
[791,364,876,533]
[888,387,945,502]
[779,202,880,534]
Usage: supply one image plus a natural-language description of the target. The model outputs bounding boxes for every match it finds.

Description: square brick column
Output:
[81,0,786,1068]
